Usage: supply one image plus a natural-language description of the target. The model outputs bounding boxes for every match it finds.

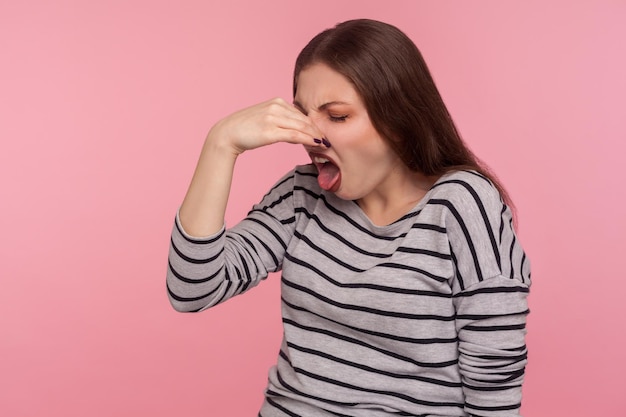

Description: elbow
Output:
[168,296,199,313]
[166,282,208,313]
[170,303,200,313]
[166,278,227,313]
[166,262,227,312]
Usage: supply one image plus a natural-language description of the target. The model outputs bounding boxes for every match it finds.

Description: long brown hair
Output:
[293,19,514,210]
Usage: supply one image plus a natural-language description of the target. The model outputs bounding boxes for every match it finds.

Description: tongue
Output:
[317,162,341,191]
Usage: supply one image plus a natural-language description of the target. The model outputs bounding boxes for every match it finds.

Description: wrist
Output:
[204,126,241,160]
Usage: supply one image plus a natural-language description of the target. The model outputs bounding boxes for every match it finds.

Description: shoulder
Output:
[291,164,326,202]
[429,170,504,218]
[254,164,321,211]
[260,164,318,197]
[430,172,529,288]
[293,163,320,189]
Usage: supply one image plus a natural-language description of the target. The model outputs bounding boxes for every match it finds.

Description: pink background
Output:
[2,1,624,416]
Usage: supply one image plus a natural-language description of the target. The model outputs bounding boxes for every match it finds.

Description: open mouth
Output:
[310,153,341,192]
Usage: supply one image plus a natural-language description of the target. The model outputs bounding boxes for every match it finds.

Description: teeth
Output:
[313,157,329,164]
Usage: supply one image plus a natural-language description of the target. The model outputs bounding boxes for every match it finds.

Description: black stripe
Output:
[237,234,263,275]
[167,260,222,284]
[286,341,462,388]
[238,253,253,292]
[282,298,458,347]
[456,309,530,320]
[463,323,526,332]
[294,167,319,179]
[462,382,522,392]
[283,318,457,368]
[376,262,449,283]
[214,270,233,304]
[430,199,483,281]
[392,209,423,223]
[293,229,451,267]
[281,216,296,225]
[256,173,295,204]
[465,401,521,412]
[265,397,300,417]
[508,218,516,279]
[466,368,525,384]
[412,222,447,233]
[233,229,280,269]
[282,276,455,321]
[174,217,224,244]
[453,285,529,298]
[396,246,451,260]
[295,186,405,241]
[246,217,288,250]
[499,204,506,244]
[521,252,528,284]
[265,395,358,417]
[503,344,528,351]
[170,237,223,264]
[166,281,220,303]
[293,231,365,272]
[285,252,451,297]
[289,366,464,408]
[294,207,406,257]
[449,248,465,290]
[464,170,493,185]
[275,368,359,407]
[282,253,409,294]
[232,263,242,287]
[260,190,293,211]
[472,354,527,366]
[433,179,501,269]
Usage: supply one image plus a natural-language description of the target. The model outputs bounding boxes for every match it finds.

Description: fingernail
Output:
[322,138,331,148]
[313,138,322,144]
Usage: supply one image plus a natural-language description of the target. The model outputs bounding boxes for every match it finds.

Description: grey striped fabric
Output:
[167,165,531,417]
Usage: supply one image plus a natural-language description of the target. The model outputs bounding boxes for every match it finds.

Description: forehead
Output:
[294,63,361,108]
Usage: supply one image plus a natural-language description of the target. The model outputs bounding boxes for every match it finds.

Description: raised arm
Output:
[178,97,325,237]
[168,98,324,312]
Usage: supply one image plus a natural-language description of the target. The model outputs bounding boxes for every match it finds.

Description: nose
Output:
[308,117,327,142]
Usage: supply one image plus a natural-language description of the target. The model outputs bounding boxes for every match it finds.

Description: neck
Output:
[357,168,438,226]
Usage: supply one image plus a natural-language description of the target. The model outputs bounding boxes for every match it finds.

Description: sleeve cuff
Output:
[174,209,226,243]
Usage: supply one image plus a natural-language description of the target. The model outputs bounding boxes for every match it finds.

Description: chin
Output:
[333,187,363,202]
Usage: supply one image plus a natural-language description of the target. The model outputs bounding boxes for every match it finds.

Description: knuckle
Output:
[261,112,275,124]
[268,98,285,111]
[290,131,305,143]
[298,120,311,131]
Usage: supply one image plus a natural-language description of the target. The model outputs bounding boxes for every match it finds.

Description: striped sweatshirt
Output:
[167,165,531,417]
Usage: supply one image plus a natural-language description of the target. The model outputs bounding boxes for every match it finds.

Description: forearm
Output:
[179,129,239,237]
[455,277,530,416]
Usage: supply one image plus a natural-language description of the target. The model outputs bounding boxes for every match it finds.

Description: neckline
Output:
[334,171,454,233]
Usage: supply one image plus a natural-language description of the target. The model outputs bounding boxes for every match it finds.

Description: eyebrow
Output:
[293,100,351,115]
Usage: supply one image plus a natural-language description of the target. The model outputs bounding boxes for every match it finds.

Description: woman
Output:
[167,19,530,417]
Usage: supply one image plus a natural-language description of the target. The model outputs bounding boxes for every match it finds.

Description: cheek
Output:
[320,119,379,157]
[329,123,367,147]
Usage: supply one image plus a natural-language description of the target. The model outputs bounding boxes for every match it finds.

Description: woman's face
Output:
[294,63,405,203]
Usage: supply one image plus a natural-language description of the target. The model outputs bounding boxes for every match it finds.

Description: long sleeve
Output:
[166,170,298,312]
[441,173,531,416]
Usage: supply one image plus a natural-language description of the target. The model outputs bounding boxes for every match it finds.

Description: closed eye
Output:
[329,114,348,122]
